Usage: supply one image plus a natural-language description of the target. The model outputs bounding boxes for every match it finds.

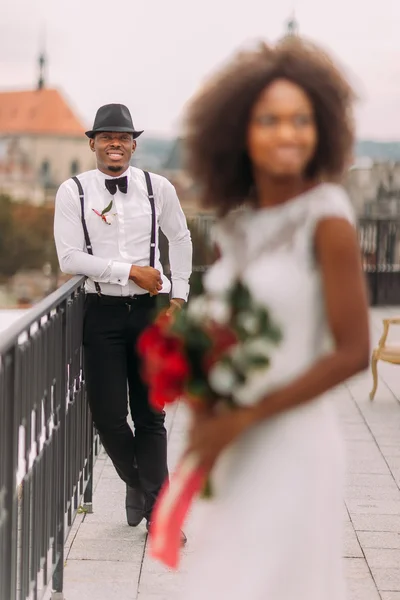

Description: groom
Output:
[54,104,192,539]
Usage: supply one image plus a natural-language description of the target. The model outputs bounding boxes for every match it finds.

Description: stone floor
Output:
[58,307,400,600]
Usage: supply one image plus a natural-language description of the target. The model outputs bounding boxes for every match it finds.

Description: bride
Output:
[180,37,369,599]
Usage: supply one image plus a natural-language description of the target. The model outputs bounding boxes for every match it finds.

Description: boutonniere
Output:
[92,199,116,225]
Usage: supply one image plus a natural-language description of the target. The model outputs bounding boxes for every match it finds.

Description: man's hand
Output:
[166,298,185,316]
[129,266,163,295]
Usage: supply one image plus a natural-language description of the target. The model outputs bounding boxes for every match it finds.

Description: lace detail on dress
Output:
[215,183,355,275]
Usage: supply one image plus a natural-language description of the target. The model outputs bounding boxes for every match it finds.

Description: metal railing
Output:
[187,214,400,306]
[359,218,400,305]
[0,276,100,600]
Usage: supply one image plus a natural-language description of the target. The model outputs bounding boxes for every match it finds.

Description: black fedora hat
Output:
[85,104,144,139]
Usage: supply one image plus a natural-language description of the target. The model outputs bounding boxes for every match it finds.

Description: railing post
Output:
[51,300,67,600]
[1,348,17,600]
[373,220,381,306]
[81,296,93,514]
[82,419,94,514]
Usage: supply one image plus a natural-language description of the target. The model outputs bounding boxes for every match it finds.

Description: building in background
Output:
[160,137,205,217]
[0,54,95,204]
[346,159,400,217]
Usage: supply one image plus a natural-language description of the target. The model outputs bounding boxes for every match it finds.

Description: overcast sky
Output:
[1,0,400,140]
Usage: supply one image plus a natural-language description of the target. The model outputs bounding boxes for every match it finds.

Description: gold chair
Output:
[370,317,400,400]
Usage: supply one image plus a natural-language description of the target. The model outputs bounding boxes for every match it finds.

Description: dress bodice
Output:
[204,183,355,405]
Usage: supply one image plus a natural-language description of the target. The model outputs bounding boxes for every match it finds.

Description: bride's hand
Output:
[187,409,254,471]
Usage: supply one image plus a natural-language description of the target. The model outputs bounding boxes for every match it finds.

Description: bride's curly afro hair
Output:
[184,37,356,215]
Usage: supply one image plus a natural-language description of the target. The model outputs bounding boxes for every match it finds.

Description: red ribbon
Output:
[149,453,207,569]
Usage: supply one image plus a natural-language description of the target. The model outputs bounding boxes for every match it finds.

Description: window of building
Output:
[41,160,51,186]
[70,160,79,175]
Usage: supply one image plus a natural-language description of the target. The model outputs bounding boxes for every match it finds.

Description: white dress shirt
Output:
[54,166,192,300]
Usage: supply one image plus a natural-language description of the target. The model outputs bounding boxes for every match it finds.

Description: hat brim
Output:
[85,127,144,139]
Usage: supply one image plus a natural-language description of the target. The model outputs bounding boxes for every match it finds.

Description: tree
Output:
[0,194,18,279]
[0,194,58,281]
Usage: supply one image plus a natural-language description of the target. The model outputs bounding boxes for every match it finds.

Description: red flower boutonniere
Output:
[92,199,115,225]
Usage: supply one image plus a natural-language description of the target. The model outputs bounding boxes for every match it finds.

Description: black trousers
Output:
[83,293,169,519]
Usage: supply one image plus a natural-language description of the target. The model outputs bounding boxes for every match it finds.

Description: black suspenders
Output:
[143,170,156,269]
[72,175,102,295]
[72,170,156,296]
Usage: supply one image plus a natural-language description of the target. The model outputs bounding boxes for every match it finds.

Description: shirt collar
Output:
[96,166,132,188]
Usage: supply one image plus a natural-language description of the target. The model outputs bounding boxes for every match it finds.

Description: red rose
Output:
[138,318,190,412]
[150,387,168,412]
[151,348,189,409]
[203,322,237,371]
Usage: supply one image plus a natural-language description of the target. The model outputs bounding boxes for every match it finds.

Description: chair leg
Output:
[370,354,379,401]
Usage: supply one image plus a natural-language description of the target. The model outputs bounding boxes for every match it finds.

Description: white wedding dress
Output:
[182,183,355,600]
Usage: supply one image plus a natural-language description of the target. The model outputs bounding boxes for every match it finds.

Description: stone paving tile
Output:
[343,423,377,442]
[347,459,392,475]
[345,486,400,501]
[371,568,400,592]
[64,512,85,554]
[343,523,364,558]
[363,548,400,569]
[82,503,128,524]
[346,500,400,515]
[68,535,146,563]
[62,582,138,600]
[351,515,400,533]
[381,446,400,458]
[357,531,400,550]
[75,521,145,541]
[63,558,140,587]
[345,558,381,600]
[346,473,399,488]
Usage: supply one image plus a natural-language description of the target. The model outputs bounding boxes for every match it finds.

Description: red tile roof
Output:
[0,89,85,136]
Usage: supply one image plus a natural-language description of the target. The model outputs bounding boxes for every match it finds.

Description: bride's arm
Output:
[247,216,370,425]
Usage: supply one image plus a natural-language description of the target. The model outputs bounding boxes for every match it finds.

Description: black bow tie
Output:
[105,176,128,195]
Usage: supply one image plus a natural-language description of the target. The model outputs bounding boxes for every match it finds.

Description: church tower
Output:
[285,13,299,36]
[37,51,46,90]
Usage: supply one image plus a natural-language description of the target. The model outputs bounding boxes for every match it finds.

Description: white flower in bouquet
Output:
[188,296,231,326]
[228,345,248,371]
[242,337,276,364]
[208,298,231,325]
[233,373,272,407]
[208,362,237,396]
[187,296,209,323]
[236,311,260,336]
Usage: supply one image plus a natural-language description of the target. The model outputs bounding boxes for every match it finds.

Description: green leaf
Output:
[101,199,113,215]
[228,281,253,313]
[200,476,214,499]
[249,355,270,368]
[186,379,212,399]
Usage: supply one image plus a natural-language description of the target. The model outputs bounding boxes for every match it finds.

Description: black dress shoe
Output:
[146,520,187,546]
[126,485,145,527]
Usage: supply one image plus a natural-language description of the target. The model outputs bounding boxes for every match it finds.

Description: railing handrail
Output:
[0,211,396,354]
[0,275,85,355]
[358,216,400,223]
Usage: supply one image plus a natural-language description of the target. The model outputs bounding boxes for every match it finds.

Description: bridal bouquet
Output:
[137,280,281,568]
